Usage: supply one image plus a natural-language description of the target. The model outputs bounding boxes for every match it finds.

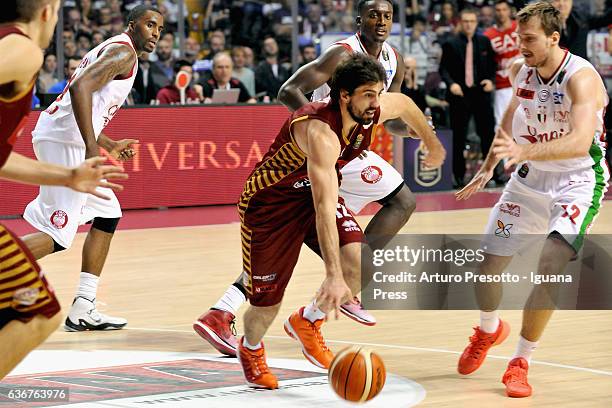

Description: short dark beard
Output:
[348,101,372,126]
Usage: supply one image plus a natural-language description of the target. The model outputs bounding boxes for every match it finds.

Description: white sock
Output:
[512,336,537,363]
[213,284,246,315]
[302,301,326,323]
[480,310,500,333]
[243,337,262,350]
[76,272,98,302]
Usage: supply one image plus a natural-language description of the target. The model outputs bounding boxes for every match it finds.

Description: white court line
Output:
[126,327,612,377]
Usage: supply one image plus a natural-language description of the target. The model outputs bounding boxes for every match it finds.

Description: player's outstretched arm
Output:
[69,43,136,159]
[278,45,351,111]
[379,92,446,168]
[0,152,127,200]
[493,68,605,166]
[296,119,353,318]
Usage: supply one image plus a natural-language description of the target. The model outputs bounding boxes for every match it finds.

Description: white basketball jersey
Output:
[311,33,398,102]
[33,33,138,146]
[512,51,608,171]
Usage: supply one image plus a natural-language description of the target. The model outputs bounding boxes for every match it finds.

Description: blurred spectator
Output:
[63,30,75,43]
[231,46,256,97]
[439,8,496,187]
[230,0,268,50]
[479,5,495,29]
[255,37,290,101]
[407,16,431,86]
[300,3,326,45]
[200,53,256,103]
[77,0,93,25]
[48,56,81,94]
[484,0,519,128]
[185,37,205,64]
[161,31,181,59]
[207,31,227,59]
[97,6,113,32]
[152,39,175,81]
[243,46,256,69]
[431,1,459,37]
[64,40,78,58]
[156,59,203,105]
[92,30,105,47]
[339,15,356,32]
[108,0,123,23]
[402,56,449,113]
[37,53,59,93]
[550,0,612,60]
[134,53,170,104]
[300,44,317,66]
[76,32,92,56]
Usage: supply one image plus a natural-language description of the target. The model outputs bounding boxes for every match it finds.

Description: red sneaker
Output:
[193,309,238,357]
[237,337,278,389]
[284,307,334,369]
[502,357,532,397]
[457,319,510,375]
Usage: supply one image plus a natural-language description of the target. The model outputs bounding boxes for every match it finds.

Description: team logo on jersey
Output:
[553,110,569,123]
[516,88,534,99]
[12,287,40,306]
[361,165,383,184]
[553,91,564,104]
[537,89,550,103]
[536,105,547,124]
[495,220,513,238]
[103,105,120,127]
[499,203,521,217]
[50,210,68,229]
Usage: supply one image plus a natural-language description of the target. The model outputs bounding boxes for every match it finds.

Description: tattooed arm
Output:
[69,44,136,159]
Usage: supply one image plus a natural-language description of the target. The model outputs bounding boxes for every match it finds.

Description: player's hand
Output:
[450,83,464,97]
[492,128,525,169]
[109,139,139,161]
[480,79,494,92]
[455,167,494,200]
[316,276,353,320]
[422,140,446,169]
[69,157,128,200]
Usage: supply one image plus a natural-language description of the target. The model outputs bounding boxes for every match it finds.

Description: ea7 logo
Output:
[495,220,513,238]
[553,111,569,123]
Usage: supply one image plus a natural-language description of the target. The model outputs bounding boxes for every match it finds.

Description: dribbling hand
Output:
[316,276,353,320]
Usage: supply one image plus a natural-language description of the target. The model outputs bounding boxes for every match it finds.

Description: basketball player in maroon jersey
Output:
[0,0,126,378]
[236,54,441,389]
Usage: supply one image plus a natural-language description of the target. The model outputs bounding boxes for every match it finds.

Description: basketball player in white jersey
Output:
[193,0,445,357]
[455,1,608,397]
[21,5,164,332]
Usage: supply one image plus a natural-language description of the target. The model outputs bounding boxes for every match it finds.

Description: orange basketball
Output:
[328,346,386,403]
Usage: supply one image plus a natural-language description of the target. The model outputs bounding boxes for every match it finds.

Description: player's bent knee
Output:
[91,217,121,234]
[385,184,417,214]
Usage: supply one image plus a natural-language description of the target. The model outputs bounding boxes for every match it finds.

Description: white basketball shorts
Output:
[339,150,405,214]
[23,140,122,249]
[481,162,609,256]
[493,87,513,128]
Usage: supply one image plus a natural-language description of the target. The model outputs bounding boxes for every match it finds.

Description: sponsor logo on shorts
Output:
[253,273,277,282]
[255,284,277,293]
[50,210,68,229]
[499,203,520,217]
[342,220,361,232]
[495,220,513,238]
[518,163,529,178]
[13,287,39,306]
[360,165,383,184]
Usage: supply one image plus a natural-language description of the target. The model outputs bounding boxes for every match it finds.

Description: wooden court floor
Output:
[26,207,612,407]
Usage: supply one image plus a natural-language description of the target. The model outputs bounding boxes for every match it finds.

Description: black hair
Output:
[126,4,161,25]
[357,0,394,15]
[329,53,387,105]
[173,59,192,74]
[0,0,53,24]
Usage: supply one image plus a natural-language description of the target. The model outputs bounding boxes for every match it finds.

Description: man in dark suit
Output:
[255,36,290,102]
[440,7,497,187]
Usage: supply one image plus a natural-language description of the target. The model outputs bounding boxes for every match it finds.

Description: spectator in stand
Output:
[439,8,497,187]
[479,5,495,29]
[77,0,94,26]
[108,0,123,23]
[66,7,91,35]
[407,16,431,86]
[134,53,170,105]
[550,0,612,60]
[48,57,81,94]
[64,40,78,58]
[207,31,227,60]
[200,53,256,103]
[97,6,113,33]
[402,56,449,114]
[300,43,317,66]
[62,29,75,43]
[431,1,459,37]
[37,53,59,93]
[156,60,203,105]
[484,0,520,128]
[91,30,105,47]
[152,39,175,81]
[231,46,256,98]
[299,3,326,45]
[243,46,255,69]
[76,32,92,56]
[255,36,290,102]
[185,37,205,64]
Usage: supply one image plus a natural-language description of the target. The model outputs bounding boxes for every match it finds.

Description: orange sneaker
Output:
[457,319,510,375]
[284,307,334,369]
[236,337,278,389]
[502,357,532,398]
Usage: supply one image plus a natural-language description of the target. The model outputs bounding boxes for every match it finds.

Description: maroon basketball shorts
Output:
[0,223,61,329]
[240,198,364,307]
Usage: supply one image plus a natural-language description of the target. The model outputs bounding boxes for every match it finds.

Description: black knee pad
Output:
[91,217,120,234]
[52,240,66,253]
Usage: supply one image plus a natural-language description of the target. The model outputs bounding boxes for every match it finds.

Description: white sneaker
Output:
[64,297,127,331]
[339,297,377,326]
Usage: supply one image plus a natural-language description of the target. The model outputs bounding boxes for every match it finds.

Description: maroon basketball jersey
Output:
[0,26,35,168]
[239,100,381,217]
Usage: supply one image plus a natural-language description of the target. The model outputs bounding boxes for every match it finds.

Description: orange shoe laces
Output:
[466,327,495,359]
[504,364,528,385]
[309,321,330,352]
